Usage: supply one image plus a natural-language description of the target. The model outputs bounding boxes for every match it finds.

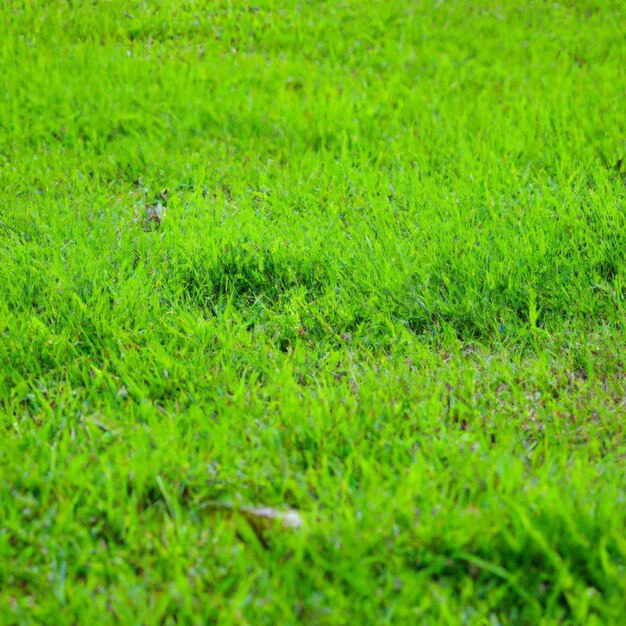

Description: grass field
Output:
[1,1,625,623]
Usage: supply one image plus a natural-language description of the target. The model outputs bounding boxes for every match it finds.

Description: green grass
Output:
[1,1,625,623]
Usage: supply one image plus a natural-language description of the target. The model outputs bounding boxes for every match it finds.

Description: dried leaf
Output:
[143,188,169,230]
[243,506,303,529]
[198,501,304,529]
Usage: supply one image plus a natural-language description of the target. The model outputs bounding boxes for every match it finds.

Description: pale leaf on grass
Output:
[243,506,304,529]
[199,501,304,530]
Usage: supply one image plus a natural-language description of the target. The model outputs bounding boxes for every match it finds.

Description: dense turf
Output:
[1,1,625,624]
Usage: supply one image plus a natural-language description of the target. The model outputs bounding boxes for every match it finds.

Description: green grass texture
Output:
[1,1,625,624]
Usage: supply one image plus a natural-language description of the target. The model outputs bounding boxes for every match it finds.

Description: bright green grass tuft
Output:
[1,1,625,624]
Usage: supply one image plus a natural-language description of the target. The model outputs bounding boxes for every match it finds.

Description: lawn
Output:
[1,1,625,624]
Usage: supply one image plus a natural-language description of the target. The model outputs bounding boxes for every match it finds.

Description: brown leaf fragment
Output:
[143,188,168,230]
